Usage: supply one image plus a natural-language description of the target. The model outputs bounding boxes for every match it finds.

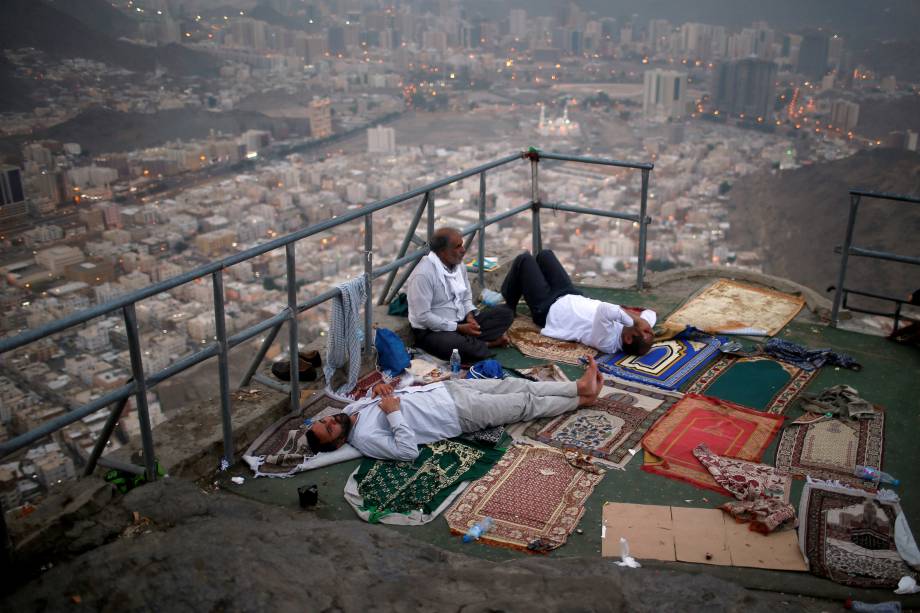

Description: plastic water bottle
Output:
[854,465,899,487]
[845,599,901,612]
[450,348,461,379]
[462,516,493,543]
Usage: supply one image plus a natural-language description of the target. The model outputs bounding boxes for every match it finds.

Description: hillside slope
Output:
[727,149,920,303]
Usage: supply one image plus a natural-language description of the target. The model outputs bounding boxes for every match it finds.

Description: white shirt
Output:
[345,382,461,461]
[541,295,657,354]
[407,255,475,331]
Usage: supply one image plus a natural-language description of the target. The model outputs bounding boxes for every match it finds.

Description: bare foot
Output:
[576,356,602,406]
[486,334,510,348]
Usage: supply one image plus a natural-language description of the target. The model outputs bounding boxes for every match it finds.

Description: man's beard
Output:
[333,412,352,441]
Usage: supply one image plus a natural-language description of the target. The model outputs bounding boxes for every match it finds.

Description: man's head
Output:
[306,413,353,454]
[621,325,654,356]
[429,227,465,269]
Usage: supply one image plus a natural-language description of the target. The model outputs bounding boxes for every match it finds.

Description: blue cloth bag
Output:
[374,328,411,376]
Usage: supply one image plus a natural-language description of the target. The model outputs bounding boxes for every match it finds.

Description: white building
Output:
[367,126,396,154]
[643,69,689,120]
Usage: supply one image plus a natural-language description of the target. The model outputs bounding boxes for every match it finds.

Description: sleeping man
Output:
[306,357,604,461]
[500,250,656,355]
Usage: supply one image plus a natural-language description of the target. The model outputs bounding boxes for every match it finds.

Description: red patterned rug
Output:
[445,445,604,552]
[641,394,785,494]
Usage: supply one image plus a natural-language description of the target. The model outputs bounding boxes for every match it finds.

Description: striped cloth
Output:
[324,277,367,396]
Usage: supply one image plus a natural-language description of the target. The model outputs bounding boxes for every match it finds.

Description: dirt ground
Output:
[2,478,839,613]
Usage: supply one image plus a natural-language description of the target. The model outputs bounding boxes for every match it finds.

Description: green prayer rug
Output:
[683,355,816,414]
[348,438,505,524]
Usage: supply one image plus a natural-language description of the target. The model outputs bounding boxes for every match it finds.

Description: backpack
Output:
[374,328,411,376]
[387,292,409,317]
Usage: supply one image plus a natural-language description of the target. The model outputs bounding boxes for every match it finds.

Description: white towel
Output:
[426,251,467,320]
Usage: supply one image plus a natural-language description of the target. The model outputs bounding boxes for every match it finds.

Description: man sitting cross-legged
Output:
[501,249,656,356]
[306,357,605,461]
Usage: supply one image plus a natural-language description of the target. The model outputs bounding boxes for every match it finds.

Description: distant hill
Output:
[0,0,220,78]
[0,107,301,159]
[726,148,920,303]
[42,0,139,39]
[0,54,35,113]
[857,97,920,140]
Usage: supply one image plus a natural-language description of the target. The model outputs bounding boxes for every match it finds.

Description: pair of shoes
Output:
[271,351,322,382]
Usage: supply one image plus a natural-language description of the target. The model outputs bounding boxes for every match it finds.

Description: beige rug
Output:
[507,317,597,365]
[664,279,805,336]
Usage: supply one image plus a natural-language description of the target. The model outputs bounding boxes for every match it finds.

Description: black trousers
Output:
[412,305,514,363]
[500,250,582,327]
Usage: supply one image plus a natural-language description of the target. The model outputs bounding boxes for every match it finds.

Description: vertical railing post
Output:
[426,190,435,239]
[285,243,300,410]
[212,270,234,465]
[122,304,157,480]
[364,214,373,353]
[239,322,281,387]
[530,156,542,254]
[478,172,487,291]
[831,193,861,326]
[637,168,651,289]
[377,193,428,305]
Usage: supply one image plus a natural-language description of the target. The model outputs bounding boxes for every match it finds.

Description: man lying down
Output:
[306,357,604,461]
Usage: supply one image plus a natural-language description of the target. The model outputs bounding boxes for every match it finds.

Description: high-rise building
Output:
[798,31,829,80]
[307,98,332,139]
[831,100,860,132]
[1,166,25,206]
[643,69,688,120]
[509,9,527,37]
[712,58,777,120]
[367,126,396,154]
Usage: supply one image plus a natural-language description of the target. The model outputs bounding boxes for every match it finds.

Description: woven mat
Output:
[507,317,597,365]
[798,479,915,588]
[243,392,350,477]
[641,394,785,493]
[445,445,603,552]
[523,378,681,469]
[349,438,504,524]
[665,279,805,336]
[597,330,723,390]
[775,410,885,490]
[684,355,817,414]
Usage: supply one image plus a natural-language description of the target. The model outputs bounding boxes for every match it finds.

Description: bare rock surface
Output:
[3,478,830,612]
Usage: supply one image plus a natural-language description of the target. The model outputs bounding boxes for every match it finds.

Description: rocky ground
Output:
[2,477,837,612]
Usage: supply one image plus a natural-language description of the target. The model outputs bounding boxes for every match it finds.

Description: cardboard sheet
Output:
[601,502,808,571]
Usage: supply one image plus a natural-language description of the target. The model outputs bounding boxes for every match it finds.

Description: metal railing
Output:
[830,189,920,326]
[0,149,653,481]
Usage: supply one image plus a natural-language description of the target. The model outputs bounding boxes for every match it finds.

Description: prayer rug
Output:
[511,363,571,383]
[523,378,680,469]
[692,443,794,533]
[684,355,816,414]
[349,370,404,400]
[445,445,603,552]
[243,392,353,477]
[507,317,597,366]
[345,438,504,525]
[641,394,785,494]
[665,279,805,336]
[596,330,723,390]
[775,410,885,490]
[798,479,917,587]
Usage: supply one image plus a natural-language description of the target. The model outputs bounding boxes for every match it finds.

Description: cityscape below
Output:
[0,0,918,513]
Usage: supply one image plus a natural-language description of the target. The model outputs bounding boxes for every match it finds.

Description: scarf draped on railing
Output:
[324,276,367,396]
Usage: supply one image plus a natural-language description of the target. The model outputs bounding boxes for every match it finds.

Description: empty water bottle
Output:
[462,517,493,543]
[854,465,899,487]
[845,598,901,613]
[450,348,461,379]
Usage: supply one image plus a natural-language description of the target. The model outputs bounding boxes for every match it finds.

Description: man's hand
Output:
[457,320,481,336]
[371,382,394,398]
[379,396,401,414]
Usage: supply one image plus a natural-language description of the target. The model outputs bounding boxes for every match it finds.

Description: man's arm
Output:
[588,302,635,353]
[359,396,419,462]
[407,274,457,331]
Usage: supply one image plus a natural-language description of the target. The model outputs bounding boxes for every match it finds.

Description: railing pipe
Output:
[541,202,643,223]
[478,172,487,291]
[377,193,428,305]
[637,167,651,289]
[122,304,157,480]
[82,394,130,477]
[849,189,920,204]
[536,150,655,171]
[238,321,282,388]
[212,270,234,465]
[285,243,300,410]
[364,214,373,353]
[844,247,920,267]
[831,193,861,325]
[531,156,542,254]
[426,190,435,240]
